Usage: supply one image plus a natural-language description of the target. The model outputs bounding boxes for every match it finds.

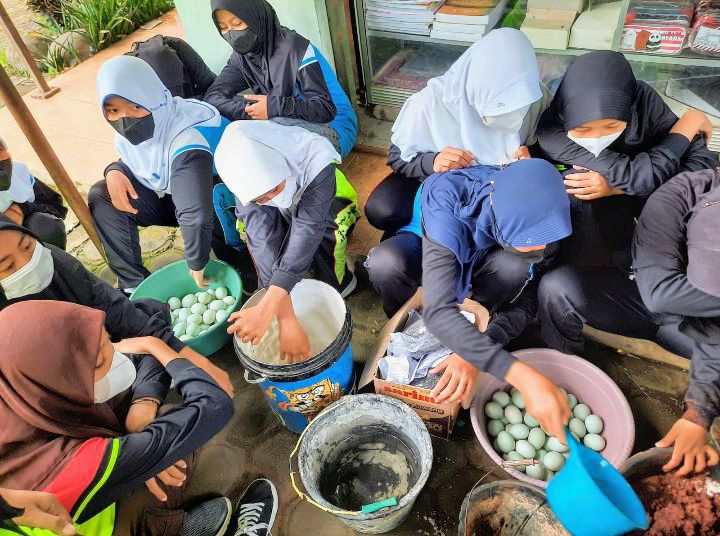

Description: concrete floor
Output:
[190,274,686,536]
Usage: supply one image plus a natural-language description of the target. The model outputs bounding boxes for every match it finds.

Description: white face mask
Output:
[483,104,531,133]
[263,180,298,210]
[0,191,12,213]
[1,241,55,300]
[567,128,625,157]
[94,351,136,404]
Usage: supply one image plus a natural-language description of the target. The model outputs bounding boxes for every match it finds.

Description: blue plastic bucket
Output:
[546,429,649,536]
[234,280,354,433]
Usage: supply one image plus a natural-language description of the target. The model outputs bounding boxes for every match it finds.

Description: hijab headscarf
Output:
[422,159,572,302]
[391,28,543,166]
[0,162,35,213]
[96,55,221,194]
[215,120,340,209]
[211,0,302,91]
[550,51,636,131]
[0,301,123,490]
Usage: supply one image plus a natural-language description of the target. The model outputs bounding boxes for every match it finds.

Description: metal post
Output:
[0,1,59,99]
[0,63,105,258]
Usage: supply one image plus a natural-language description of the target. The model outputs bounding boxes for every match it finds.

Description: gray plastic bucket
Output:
[295,394,433,534]
[458,481,568,536]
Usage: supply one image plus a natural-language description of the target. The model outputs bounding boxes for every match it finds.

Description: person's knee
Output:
[538,266,581,315]
[366,241,415,286]
[364,189,398,230]
[88,180,111,213]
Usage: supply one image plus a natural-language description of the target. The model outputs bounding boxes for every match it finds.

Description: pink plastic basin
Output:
[470,348,635,489]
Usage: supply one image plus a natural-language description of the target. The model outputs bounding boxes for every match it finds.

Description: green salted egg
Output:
[525,464,546,480]
[504,405,523,424]
[215,287,229,299]
[170,310,179,322]
[197,292,213,305]
[199,324,211,331]
[523,412,539,428]
[506,451,526,472]
[508,423,530,440]
[186,313,202,326]
[515,440,535,459]
[492,391,511,407]
[493,439,500,452]
[484,402,504,420]
[511,390,525,409]
[173,322,187,337]
[528,427,546,450]
[496,431,515,454]
[177,308,191,322]
[191,302,207,315]
[585,414,604,434]
[573,403,591,421]
[543,451,565,472]
[199,330,208,336]
[500,416,509,425]
[547,437,569,453]
[223,296,236,307]
[584,434,606,452]
[567,393,578,409]
[181,294,197,308]
[569,417,587,438]
[487,419,505,437]
[179,334,191,341]
[202,309,216,325]
[186,323,201,337]
[534,448,548,462]
[209,300,226,312]
[168,297,181,311]
[216,309,229,324]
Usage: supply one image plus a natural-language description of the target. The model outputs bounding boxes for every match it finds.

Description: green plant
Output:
[27,0,64,22]
[35,15,65,40]
[60,0,134,52]
[126,0,174,26]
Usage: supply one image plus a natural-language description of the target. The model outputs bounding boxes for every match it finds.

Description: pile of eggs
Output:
[168,287,236,341]
[485,388,606,482]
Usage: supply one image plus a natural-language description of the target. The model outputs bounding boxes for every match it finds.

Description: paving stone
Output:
[64,210,80,233]
[139,226,175,253]
[79,240,104,263]
[145,248,184,273]
[65,228,89,254]
[173,230,185,250]
[185,443,251,500]
[220,384,281,447]
[96,263,117,287]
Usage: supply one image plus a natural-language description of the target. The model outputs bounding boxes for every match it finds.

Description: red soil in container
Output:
[632,472,720,535]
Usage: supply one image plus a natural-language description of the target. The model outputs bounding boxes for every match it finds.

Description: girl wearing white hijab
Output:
[214,121,359,362]
[89,55,238,294]
[365,28,552,316]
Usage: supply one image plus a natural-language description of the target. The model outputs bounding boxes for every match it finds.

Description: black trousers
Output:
[24,212,67,250]
[88,169,248,290]
[537,265,695,358]
[364,173,420,233]
[366,231,532,317]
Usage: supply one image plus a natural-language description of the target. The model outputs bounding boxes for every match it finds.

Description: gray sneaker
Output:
[180,497,232,536]
[233,479,278,536]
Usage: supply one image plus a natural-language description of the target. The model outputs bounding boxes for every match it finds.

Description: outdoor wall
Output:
[174,0,336,75]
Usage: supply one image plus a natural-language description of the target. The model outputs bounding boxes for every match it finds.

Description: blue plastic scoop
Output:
[546,429,649,536]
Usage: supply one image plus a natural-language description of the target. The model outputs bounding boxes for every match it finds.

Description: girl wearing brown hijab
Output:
[0,300,234,535]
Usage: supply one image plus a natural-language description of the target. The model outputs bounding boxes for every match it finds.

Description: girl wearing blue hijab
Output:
[89,56,235,293]
[420,158,573,439]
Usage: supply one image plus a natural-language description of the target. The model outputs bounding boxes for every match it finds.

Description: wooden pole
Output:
[0,63,105,258]
[0,0,59,99]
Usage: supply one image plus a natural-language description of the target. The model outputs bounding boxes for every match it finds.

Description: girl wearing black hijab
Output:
[204,0,357,158]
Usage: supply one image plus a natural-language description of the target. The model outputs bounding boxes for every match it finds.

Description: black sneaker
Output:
[180,497,232,536]
[233,479,278,536]
[339,270,358,299]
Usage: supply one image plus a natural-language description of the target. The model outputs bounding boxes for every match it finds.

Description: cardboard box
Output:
[527,0,585,13]
[521,9,578,50]
[359,289,490,438]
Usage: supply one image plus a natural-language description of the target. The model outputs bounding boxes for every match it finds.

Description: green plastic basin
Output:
[130,259,243,356]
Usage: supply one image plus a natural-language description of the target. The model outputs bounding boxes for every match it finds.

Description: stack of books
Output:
[365,0,446,36]
[430,0,508,41]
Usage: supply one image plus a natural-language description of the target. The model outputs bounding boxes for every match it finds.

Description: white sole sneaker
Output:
[340,271,358,299]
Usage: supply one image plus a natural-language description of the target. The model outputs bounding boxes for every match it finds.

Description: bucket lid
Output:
[546,429,648,536]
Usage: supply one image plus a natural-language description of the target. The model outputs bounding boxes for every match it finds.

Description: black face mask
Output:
[108,114,155,146]
[0,159,12,191]
[503,244,546,265]
[224,28,259,55]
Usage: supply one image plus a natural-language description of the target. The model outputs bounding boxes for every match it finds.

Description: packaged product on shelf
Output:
[620,0,694,55]
[527,0,585,14]
[569,1,624,50]
[521,8,577,50]
[689,5,720,56]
